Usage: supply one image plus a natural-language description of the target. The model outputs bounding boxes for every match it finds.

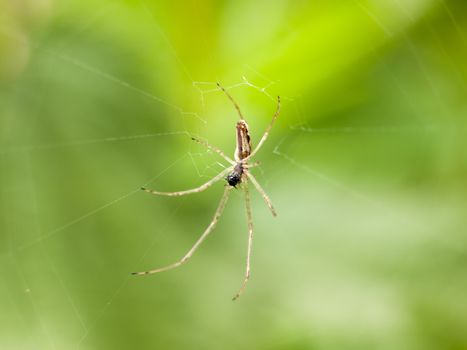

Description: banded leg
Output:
[248,95,281,159]
[141,168,232,196]
[191,136,235,165]
[217,82,245,120]
[246,172,277,217]
[232,181,254,300]
[132,186,232,275]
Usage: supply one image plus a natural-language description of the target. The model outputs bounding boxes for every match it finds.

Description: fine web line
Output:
[15,153,189,253]
[193,75,279,108]
[0,27,206,124]
[138,0,194,82]
[272,138,386,208]
[9,257,58,349]
[353,0,394,37]
[38,47,206,124]
[76,200,185,349]
[6,176,59,349]
[352,0,467,110]
[0,131,189,155]
[289,124,443,134]
[27,152,89,342]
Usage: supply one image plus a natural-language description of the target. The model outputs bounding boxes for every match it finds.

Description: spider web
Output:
[1,0,466,349]
[0,2,283,348]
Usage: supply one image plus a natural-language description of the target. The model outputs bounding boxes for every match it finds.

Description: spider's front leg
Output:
[246,172,277,217]
[232,177,254,300]
[132,185,232,276]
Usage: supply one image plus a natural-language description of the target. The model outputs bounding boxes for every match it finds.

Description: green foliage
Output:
[1,0,467,349]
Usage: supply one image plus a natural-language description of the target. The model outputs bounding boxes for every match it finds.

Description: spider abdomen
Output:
[235,120,251,161]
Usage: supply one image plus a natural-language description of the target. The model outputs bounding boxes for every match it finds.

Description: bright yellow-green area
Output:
[1,0,467,349]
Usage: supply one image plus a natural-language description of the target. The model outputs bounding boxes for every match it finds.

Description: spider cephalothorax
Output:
[136,83,280,300]
[226,164,243,187]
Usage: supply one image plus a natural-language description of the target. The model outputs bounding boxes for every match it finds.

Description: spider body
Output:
[135,83,280,300]
[226,120,253,187]
[235,120,252,161]
[226,163,244,187]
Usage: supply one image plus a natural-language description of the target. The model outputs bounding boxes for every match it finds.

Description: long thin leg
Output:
[132,186,232,276]
[217,82,245,120]
[232,181,254,300]
[191,136,235,165]
[141,167,232,197]
[246,172,277,217]
[248,95,281,159]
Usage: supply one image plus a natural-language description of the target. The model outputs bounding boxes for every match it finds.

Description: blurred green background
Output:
[1,0,467,349]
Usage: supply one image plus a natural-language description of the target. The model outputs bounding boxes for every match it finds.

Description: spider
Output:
[132,83,280,300]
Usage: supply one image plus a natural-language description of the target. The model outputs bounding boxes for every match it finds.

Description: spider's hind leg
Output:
[190,136,235,165]
[217,82,245,121]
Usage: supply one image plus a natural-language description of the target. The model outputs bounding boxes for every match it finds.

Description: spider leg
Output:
[246,172,277,217]
[248,95,281,159]
[217,82,245,120]
[233,180,254,300]
[141,167,232,196]
[132,186,232,276]
[191,136,235,165]
[244,161,261,169]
